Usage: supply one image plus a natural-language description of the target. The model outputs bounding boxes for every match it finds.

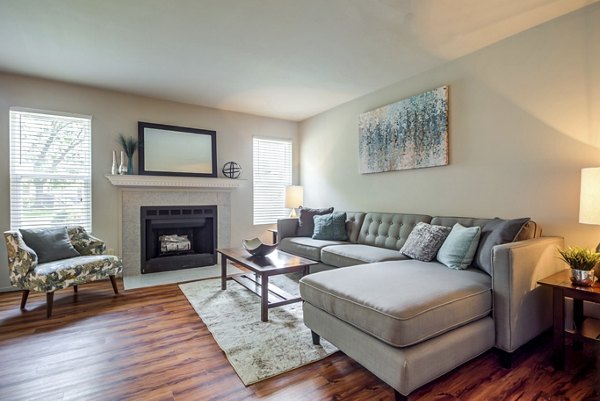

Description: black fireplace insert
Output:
[140,205,217,274]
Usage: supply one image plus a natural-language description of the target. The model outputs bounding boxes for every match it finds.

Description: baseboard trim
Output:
[0,286,17,293]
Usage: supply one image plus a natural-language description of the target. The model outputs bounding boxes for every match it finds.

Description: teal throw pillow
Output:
[436,223,482,270]
[312,212,348,241]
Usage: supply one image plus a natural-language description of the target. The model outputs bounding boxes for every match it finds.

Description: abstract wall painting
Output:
[358,86,448,174]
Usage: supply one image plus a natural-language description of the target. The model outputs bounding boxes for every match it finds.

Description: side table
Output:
[538,269,600,370]
[268,228,278,244]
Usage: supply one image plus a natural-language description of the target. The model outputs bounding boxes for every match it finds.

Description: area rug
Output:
[179,274,338,385]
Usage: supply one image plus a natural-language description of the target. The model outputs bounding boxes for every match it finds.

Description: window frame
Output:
[252,136,293,225]
[9,107,93,231]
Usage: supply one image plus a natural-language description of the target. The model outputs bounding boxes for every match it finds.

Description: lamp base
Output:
[289,208,298,218]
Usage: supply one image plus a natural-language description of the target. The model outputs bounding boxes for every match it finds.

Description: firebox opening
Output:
[140,205,217,274]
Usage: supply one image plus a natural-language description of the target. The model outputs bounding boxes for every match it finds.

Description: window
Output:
[10,108,92,230]
[253,137,292,225]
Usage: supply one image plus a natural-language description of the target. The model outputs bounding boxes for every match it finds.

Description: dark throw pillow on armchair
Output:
[297,206,334,237]
[19,226,80,264]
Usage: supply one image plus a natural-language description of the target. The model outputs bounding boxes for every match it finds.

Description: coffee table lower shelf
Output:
[230,274,302,308]
[217,248,318,322]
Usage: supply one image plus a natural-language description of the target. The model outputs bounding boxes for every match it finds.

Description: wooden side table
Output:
[268,228,278,244]
[538,269,600,370]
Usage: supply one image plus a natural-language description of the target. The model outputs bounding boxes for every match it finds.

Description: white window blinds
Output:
[10,108,92,230]
[253,137,292,225]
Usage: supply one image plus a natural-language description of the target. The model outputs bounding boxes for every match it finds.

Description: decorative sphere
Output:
[222,161,242,179]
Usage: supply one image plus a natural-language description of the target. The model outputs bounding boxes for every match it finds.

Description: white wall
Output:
[0,73,298,291]
[299,4,600,249]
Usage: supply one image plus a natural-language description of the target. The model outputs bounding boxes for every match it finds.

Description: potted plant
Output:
[557,246,600,287]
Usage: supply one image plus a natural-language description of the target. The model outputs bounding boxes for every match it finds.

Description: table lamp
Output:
[285,185,304,218]
[579,167,600,251]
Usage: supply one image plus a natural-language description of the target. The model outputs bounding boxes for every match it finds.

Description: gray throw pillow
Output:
[473,217,530,275]
[20,226,80,264]
[312,212,348,241]
[297,206,334,237]
[400,222,451,262]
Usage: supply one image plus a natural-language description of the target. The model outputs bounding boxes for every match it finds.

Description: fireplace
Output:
[140,205,217,274]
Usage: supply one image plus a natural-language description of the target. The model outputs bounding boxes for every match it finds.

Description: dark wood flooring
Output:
[0,279,598,401]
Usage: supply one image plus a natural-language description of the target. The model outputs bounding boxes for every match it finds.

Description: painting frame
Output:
[358,86,449,174]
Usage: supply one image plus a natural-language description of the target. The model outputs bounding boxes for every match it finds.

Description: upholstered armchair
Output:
[4,226,123,318]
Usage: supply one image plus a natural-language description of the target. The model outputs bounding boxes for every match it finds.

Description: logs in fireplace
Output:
[140,205,217,274]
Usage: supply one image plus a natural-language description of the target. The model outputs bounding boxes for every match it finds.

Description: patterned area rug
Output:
[179,273,338,385]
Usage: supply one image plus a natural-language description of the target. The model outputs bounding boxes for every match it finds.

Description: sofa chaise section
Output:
[300,261,492,347]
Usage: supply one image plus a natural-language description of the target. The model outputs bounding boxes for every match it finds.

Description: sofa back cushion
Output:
[358,212,432,250]
[431,216,491,229]
[345,212,366,243]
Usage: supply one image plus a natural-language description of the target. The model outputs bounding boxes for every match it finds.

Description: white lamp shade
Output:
[580,167,600,225]
[285,185,304,209]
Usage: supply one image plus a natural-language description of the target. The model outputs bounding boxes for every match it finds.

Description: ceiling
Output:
[0,0,596,121]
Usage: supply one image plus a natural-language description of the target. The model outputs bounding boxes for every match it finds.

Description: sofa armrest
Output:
[67,226,106,255]
[277,218,300,241]
[492,236,565,353]
[3,231,38,282]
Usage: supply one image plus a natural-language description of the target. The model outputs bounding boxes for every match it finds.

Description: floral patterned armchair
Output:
[4,226,123,318]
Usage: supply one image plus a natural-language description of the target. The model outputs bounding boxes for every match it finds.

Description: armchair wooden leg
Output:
[109,275,119,294]
[20,290,29,309]
[46,292,54,318]
[73,285,78,293]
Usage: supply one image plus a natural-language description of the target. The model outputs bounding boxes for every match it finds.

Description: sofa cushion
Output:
[345,212,366,243]
[300,260,492,347]
[400,222,451,262]
[436,223,481,270]
[321,244,409,267]
[431,216,491,229]
[20,226,80,264]
[474,217,530,275]
[297,206,334,237]
[313,212,349,241]
[278,237,346,261]
[358,212,432,250]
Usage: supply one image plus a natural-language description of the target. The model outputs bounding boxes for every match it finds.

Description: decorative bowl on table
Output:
[242,238,278,257]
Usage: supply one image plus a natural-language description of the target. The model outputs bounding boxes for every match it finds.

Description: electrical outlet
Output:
[107,248,115,255]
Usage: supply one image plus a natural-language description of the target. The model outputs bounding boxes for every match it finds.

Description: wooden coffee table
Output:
[217,248,318,322]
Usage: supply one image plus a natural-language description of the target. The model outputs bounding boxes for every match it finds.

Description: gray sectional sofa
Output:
[277,212,564,400]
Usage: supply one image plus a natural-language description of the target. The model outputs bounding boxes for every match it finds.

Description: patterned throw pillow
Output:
[312,212,349,241]
[297,206,334,237]
[400,222,451,262]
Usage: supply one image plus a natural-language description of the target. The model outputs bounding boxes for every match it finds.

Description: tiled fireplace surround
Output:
[120,189,231,277]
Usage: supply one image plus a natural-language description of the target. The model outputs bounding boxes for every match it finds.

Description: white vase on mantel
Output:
[118,151,128,175]
[111,150,118,175]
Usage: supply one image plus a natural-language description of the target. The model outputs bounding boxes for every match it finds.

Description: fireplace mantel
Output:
[105,174,245,190]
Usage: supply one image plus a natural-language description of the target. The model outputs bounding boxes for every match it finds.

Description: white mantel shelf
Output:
[105,174,245,190]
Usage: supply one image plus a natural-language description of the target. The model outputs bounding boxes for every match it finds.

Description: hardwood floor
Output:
[0,279,598,401]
